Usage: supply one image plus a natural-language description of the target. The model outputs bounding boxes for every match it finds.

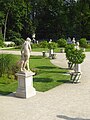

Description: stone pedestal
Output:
[16,71,36,98]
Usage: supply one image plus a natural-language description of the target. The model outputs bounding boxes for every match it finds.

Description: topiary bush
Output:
[65,44,75,59]
[65,44,85,65]
[48,42,57,49]
[67,49,85,64]
[57,38,67,48]
[31,43,39,49]
[79,38,87,48]
[39,41,48,48]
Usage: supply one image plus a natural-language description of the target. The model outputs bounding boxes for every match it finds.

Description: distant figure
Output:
[67,37,71,43]
[20,37,31,72]
[36,40,38,44]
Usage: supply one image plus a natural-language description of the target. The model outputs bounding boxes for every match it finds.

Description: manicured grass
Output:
[2,46,90,52]
[30,56,70,92]
[32,47,61,53]
[0,47,61,53]
[0,55,70,95]
[85,48,90,52]
[0,76,17,95]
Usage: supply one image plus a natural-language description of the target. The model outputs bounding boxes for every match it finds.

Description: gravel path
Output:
[0,50,90,120]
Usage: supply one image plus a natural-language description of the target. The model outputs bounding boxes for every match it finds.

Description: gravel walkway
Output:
[0,50,90,120]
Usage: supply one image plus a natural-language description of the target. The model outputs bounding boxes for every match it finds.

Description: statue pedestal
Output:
[16,71,36,98]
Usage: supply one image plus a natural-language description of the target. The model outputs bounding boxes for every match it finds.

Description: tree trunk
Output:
[4,11,9,41]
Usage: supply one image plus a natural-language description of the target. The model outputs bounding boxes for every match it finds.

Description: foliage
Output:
[31,43,39,49]
[0,54,20,77]
[0,0,90,41]
[65,44,75,54]
[0,33,4,47]
[57,38,67,47]
[7,30,24,46]
[12,38,24,46]
[79,38,88,48]
[39,41,48,48]
[0,55,70,94]
[48,42,57,49]
[65,44,85,64]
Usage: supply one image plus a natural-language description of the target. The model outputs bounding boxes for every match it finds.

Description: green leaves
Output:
[48,42,57,49]
[65,44,86,64]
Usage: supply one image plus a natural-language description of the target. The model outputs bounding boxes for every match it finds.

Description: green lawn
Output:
[0,47,62,53]
[1,46,90,52]
[0,56,70,95]
[32,47,61,53]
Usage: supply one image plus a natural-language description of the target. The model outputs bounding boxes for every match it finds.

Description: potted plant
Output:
[65,44,75,69]
[65,44,85,83]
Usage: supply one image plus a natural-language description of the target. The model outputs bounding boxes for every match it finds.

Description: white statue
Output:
[72,37,76,44]
[49,39,52,43]
[20,37,31,72]
[75,42,80,50]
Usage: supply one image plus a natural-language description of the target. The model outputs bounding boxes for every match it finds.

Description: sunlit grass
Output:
[0,55,70,95]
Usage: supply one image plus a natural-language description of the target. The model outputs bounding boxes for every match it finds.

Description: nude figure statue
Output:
[20,37,31,72]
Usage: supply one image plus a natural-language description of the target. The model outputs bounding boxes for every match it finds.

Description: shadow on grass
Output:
[36,66,56,69]
[0,91,12,95]
[57,79,70,83]
[56,115,90,120]
[31,56,43,59]
[59,67,69,70]
[34,78,53,82]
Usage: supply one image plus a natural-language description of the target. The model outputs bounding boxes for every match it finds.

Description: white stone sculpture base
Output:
[16,71,36,98]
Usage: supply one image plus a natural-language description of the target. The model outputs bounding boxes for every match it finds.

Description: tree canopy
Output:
[0,0,90,42]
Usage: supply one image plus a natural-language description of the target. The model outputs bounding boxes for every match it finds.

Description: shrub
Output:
[79,38,87,48]
[0,54,20,78]
[65,44,75,53]
[0,33,4,47]
[31,43,39,49]
[57,38,67,47]
[12,38,24,46]
[39,41,48,48]
[87,44,90,48]
[65,44,85,64]
[7,30,24,46]
[48,42,57,49]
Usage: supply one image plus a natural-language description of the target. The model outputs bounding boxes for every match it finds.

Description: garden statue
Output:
[16,37,36,98]
[67,37,71,44]
[20,37,31,72]
[49,39,52,43]
[75,42,80,50]
[36,40,38,44]
[72,37,76,44]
